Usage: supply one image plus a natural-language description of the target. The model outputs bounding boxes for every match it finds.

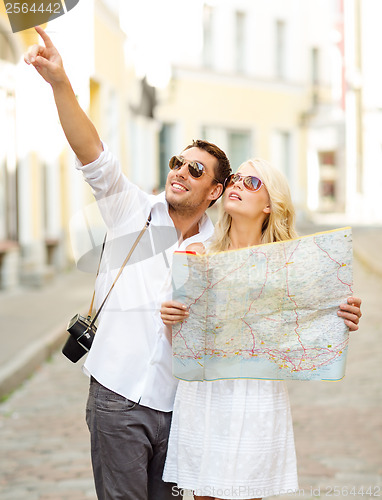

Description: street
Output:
[0,256,381,500]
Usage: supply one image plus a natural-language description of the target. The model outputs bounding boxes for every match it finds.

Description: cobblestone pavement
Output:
[0,259,381,500]
[0,358,95,500]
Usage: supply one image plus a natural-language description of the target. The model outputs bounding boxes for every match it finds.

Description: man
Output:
[24,26,362,500]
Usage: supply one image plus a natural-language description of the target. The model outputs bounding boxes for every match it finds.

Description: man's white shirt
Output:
[76,144,214,411]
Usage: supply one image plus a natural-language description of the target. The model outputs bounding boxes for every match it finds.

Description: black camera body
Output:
[62,314,96,363]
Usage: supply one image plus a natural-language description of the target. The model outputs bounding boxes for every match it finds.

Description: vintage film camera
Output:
[62,314,96,363]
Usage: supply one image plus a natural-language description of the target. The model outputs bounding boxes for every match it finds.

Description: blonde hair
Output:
[209,158,298,252]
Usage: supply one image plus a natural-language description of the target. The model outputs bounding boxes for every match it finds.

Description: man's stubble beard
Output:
[166,196,203,217]
[165,183,207,217]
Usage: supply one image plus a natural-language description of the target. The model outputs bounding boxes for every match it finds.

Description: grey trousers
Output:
[86,377,180,500]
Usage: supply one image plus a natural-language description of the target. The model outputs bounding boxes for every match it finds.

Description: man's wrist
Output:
[50,71,72,91]
[51,75,77,102]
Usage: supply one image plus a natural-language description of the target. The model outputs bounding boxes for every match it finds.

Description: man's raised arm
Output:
[24,26,103,165]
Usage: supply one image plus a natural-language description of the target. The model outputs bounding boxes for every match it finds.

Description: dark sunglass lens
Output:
[225,174,234,186]
[243,176,254,190]
[249,176,261,191]
[227,173,262,191]
[169,156,182,170]
[188,161,204,178]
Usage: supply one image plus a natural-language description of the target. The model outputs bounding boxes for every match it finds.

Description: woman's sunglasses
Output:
[225,173,264,192]
[169,155,217,181]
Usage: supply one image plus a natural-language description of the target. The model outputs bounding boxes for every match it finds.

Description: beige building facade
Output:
[154,0,338,218]
[153,0,382,224]
[1,0,380,289]
[0,0,132,289]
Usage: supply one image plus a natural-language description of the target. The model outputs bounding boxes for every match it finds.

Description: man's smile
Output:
[171,182,189,192]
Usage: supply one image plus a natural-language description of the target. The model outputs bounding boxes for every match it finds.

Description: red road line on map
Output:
[245,250,269,314]
[174,252,262,344]
[175,253,256,337]
[282,241,308,370]
[313,237,353,293]
[240,249,271,353]
[174,327,200,360]
[175,238,351,372]
[242,241,305,368]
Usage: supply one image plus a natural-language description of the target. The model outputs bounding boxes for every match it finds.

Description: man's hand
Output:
[24,26,103,165]
[338,296,362,331]
[24,26,66,86]
[160,300,189,326]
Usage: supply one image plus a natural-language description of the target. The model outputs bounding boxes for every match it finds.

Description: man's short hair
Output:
[184,139,232,207]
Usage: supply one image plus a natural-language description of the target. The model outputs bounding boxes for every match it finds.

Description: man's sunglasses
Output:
[169,155,218,181]
[225,173,264,192]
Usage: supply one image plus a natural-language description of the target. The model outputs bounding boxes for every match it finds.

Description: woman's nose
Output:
[233,178,243,188]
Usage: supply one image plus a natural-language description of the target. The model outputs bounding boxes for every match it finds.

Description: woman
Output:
[161,158,361,500]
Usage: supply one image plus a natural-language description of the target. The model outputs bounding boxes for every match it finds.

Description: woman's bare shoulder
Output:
[186,242,206,254]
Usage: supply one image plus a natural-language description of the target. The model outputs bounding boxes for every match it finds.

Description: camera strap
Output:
[86,234,107,321]
[88,212,152,329]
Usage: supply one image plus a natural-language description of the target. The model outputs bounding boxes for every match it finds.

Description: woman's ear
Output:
[263,204,271,214]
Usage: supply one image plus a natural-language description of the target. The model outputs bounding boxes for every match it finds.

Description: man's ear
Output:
[209,182,224,202]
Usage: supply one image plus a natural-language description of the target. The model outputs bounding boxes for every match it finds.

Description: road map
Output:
[172,227,353,381]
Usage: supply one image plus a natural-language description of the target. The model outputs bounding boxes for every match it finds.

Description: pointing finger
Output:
[35,25,54,48]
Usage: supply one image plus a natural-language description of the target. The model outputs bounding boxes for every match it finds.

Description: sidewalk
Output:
[348,225,382,279]
[0,269,94,400]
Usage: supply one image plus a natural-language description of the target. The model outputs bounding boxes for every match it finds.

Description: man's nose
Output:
[176,162,189,178]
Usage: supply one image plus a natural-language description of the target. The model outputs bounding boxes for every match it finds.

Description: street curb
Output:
[0,304,88,401]
[353,247,382,280]
[0,323,67,400]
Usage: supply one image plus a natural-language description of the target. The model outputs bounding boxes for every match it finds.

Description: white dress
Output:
[163,378,299,499]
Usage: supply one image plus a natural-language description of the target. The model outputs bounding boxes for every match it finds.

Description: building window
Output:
[200,128,251,171]
[105,89,119,156]
[311,47,320,105]
[203,5,214,69]
[318,150,337,211]
[235,11,246,74]
[272,130,292,184]
[275,19,286,79]
[311,47,320,84]
[280,131,292,180]
[0,28,18,242]
[228,131,251,170]
[159,124,175,189]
